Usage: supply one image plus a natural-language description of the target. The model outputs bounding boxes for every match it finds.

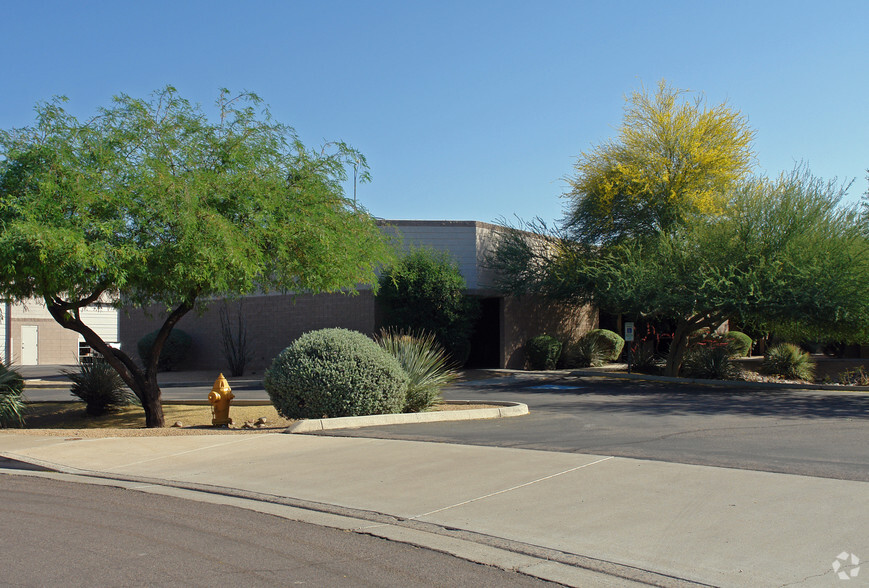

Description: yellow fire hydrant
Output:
[208,373,235,426]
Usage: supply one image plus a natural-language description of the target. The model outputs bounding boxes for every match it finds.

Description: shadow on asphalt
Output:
[452,375,869,420]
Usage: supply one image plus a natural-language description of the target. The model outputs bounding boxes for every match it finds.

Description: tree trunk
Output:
[663,315,726,377]
[139,377,165,428]
[44,292,196,428]
[664,322,692,377]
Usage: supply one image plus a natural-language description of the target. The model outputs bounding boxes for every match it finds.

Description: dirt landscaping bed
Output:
[1,401,499,437]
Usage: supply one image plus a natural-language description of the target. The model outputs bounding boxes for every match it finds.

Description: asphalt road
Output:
[319,374,869,482]
[0,473,556,587]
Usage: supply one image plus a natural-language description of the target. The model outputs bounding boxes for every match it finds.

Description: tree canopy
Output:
[0,87,396,426]
[489,80,869,377]
[563,81,756,246]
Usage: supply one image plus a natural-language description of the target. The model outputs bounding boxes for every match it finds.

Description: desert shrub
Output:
[762,343,815,381]
[264,328,408,419]
[0,364,26,428]
[376,329,458,412]
[587,329,625,361]
[681,345,741,380]
[66,360,137,416]
[629,344,664,375]
[561,333,608,368]
[219,301,251,377]
[378,248,479,366]
[525,335,562,370]
[724,331,753,357]
[137,329,192,371]
[838,367,869,386]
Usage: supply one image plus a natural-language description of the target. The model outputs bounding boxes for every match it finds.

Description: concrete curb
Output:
[566,368,869,393]
[285,400,529,433]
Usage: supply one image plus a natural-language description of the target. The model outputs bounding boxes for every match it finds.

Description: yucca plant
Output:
[630,343,664,375]
[0,364,26,428]
[761,343,815,381]
[563,333,608,368]
[66,359,137,416]
[681,344,741,380]
[376,329,459,413]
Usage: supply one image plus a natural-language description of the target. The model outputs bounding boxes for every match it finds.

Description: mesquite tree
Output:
[0,87,396,426]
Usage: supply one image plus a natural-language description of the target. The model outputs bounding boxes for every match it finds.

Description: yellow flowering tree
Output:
[563,80,756,245]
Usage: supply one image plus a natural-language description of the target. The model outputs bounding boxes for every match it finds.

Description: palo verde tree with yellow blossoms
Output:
[489,82,869,376]
[563,80,755,246]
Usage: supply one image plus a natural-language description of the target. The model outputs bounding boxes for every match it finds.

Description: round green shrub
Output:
[525,335,562,370]
[762,343,815,381]
[264,328,409,419]
[587,329,625,361]
[724,331,753,357]
[137,328,192,371]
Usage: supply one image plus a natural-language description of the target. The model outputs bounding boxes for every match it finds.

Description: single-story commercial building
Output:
[119,220,598,372]
[1,299,119,366]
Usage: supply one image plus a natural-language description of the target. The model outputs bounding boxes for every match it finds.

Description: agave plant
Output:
[66,359,137,416]
[0,364,26,428]
[376,329,459,413]
[563,333,608,368]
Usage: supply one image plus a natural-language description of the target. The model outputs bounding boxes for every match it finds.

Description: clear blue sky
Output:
[2,0,866,224]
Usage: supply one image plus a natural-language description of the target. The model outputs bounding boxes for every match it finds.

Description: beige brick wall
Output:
[501,296,598,369]
[120,291,376,373]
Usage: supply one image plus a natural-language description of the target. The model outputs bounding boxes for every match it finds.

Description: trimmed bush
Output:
[66,360,136,416]
[0,364,25,428]
[376,329,458,413]
[724,331,753,357]
[525,335,562,370]
[587,329,625,361]
[762,343,815,381]
[561,333,608,368]
[264,328,408,419]
[681,345,741,380]
[137,329,192,371]
[378,248,479,366]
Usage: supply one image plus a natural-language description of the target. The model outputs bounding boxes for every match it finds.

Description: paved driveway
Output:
[318,374,869,482]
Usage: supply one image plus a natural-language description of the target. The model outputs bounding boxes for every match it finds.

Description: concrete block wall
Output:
[501,296,598,369]
[9,318,80,365]
[120,291,376,373]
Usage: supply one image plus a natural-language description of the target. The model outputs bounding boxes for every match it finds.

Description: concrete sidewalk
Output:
[1,433,865,586]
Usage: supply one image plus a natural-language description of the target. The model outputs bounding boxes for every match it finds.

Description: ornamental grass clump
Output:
[562,333,608,368]
[264,328,408,420]
[0,364,26,428]
[66,359,137,416]
[681,344,741,380]
[761,343,815,381]
[376,329,459,412]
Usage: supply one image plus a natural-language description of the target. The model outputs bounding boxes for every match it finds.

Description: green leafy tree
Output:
[377,248,479,365]
[563,80,755,246]
[506,169,869,376]
[0,87,396,427]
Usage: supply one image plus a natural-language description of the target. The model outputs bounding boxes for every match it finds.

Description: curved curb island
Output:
[285,400,529,434]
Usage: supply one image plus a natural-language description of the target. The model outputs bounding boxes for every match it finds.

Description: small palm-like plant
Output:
[66,360,136,416]
[376,329,459,413]
[681,344,741,380]
[0,364,26,428]
[563,333,608,368]
[762,343,815,381]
